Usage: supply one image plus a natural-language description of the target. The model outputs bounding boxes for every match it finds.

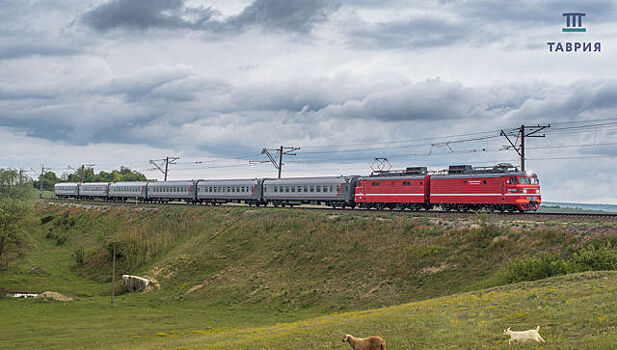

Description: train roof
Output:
[110,182,149,186]
[359,175,425,181]
[147,180,196,185]
[263,175,357,184]
[198,178,260,184]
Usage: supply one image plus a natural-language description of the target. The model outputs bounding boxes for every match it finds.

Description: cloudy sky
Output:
[1,0,617,203]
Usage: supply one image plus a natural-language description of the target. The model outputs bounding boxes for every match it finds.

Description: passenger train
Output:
[54,163,541,212]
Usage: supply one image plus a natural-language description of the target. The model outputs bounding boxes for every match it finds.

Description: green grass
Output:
[1,201,616,349]
[134,271,617,349]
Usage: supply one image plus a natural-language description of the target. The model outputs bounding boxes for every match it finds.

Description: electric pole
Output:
[39,164,51,197]
[149,157,180,181]
[79,164,95,182]
[500,124,550,171]
[251,146,300,178]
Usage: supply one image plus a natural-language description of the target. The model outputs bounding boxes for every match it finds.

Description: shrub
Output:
[571,244,617,272]
[72,247,85,267]
[40,215,54,225]
[500,244,617,284]
[501,253,569,283]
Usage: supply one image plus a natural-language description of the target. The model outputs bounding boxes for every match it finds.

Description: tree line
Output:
[33,167,148,191]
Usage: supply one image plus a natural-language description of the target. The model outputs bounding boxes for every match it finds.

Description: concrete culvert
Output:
[122,275,150,292]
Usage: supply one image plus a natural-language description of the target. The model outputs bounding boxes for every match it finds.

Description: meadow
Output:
[1,201,616,349]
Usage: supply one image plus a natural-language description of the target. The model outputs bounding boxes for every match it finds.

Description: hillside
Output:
[1,202,616,348]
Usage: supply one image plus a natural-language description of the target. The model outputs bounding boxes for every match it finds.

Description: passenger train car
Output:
[53,163,541,212]
[109,182,148,201]
[77,182,109,200]
[262,176,358,208]
[54,183,79,199]
[146,180,197,203]
[196,178,263,206]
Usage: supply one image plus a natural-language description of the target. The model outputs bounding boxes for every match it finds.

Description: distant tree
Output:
[64,167,147,183]
[0,169,31,198]
[0,169,34,267]
[32,171,61,191]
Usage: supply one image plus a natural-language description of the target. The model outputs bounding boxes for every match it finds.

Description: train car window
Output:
[283,186,288,192]
[329,185,333,192]
[531,176,539,185]
[316,186,321,192]
[304,186,308,192]
[372,182,379,186]
[310,186,314,192]
[464,181,467,184]
[297,186,302,192]
[291,186,295,193]
[420,181,423,185]
[510,177,517,184]
[483,180,487,184]
[273,186,278,192]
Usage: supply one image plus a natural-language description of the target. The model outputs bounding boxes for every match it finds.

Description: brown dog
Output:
[342,334,385,350]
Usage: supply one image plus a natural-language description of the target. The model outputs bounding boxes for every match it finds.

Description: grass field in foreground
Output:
[2,271,615,349]
[2,202,617,349]
[136,271,617,349]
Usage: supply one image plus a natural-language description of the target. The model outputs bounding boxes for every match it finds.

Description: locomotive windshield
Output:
[518,176,539,185]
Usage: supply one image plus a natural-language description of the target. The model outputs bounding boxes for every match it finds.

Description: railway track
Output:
[43,198,617,220]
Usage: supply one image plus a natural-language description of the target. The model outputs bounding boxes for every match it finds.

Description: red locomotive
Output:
[355,164,541,212]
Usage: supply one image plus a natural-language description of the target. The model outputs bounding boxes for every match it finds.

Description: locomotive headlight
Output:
[523,189,528,194]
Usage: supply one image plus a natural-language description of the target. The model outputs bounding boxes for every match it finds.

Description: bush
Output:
[56,236,67,245]
[72,247,85,267]
[473,212,503,248]
[571,244,617,272]
[502,253,569,283]
[500,243,617,284]
[40,215,54,225]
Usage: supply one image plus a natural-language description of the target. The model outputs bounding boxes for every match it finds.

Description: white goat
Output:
[342,334,385,350]
[503,326,545,344]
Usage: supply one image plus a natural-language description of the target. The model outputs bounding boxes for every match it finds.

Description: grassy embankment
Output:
[1,202,616,349]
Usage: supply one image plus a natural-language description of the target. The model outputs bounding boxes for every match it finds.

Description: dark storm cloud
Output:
[0,39,81,60]
[506,80,617,122]
[314,79,486,121]
[342,0,616,50]
[81,0,340,33]
[348,16,473,50]
[224,0,340,33]
[454,0,617,24]
[81,0,217,31]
